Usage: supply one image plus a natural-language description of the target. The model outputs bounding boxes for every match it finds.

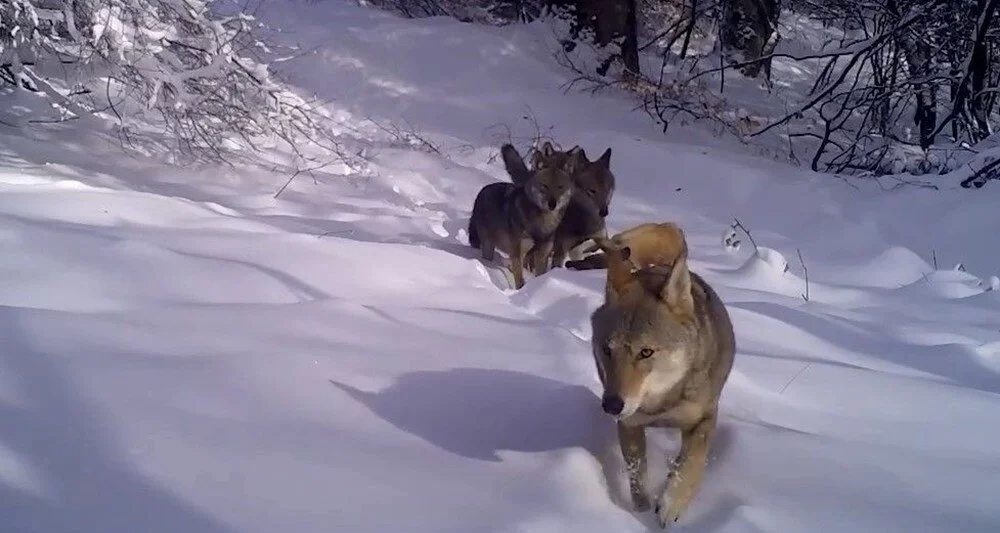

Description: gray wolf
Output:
[588,226,736,528]
[516,142,616,271]
[467,143,575,289]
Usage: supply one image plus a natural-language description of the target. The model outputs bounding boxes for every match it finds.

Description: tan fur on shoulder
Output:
[591,222,687,304]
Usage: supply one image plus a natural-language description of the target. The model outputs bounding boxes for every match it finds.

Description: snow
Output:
[2,1,1000,532]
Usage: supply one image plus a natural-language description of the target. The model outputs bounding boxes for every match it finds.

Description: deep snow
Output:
[2,1,1000,532]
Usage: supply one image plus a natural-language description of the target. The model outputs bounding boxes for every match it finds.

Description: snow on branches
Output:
[0,0,340,165]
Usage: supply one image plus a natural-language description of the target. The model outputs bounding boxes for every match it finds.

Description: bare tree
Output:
[718,0,782,81]
[548,0,641,76]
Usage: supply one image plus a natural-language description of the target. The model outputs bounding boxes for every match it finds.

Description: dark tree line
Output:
[758,0,1000,184]
[370,0,780,84]
[543,0,779,82]
[340,0,1000,185]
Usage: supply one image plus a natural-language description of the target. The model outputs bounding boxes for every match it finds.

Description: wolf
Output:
[565,222,686,304]
[467,143,575,289]
[518,142,615,271]
[589,227,736,529]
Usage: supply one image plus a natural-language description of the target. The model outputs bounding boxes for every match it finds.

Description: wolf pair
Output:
[467,141,615,289]
[570,223,737,529]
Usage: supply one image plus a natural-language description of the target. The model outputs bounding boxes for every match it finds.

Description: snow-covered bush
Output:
[0,0,331,163]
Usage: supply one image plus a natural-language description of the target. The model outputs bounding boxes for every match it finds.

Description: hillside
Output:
[2,1,1000,532]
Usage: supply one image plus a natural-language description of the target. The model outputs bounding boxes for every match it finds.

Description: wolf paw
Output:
[654,494,681,529]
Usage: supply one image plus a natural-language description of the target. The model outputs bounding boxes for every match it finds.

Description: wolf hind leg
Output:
[477,224,497,263]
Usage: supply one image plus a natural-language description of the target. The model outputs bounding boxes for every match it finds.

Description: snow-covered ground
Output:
[3,1,1000,532]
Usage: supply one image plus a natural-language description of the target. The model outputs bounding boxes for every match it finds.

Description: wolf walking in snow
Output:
[467,143,576,289]
[514,142,616,270]
[588,225,736,528]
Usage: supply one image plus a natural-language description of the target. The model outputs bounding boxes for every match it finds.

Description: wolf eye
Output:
[588,188,597,196]
[602,344,612,358]
[638,348,654,360]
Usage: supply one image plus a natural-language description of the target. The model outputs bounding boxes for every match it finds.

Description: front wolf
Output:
[590,236,735,528]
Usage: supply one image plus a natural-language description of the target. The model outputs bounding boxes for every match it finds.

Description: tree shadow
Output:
[0,307,238,533]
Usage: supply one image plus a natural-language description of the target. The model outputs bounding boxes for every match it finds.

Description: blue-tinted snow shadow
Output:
[331,367,739,523]
[731,300,1000,395]
[0,307,238,533]
[331,368,607,461]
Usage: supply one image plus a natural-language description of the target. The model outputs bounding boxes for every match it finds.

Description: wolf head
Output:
[590,240,698,420]
[569,147,615,218]
[501,142,574,212]
[530,143,615,219]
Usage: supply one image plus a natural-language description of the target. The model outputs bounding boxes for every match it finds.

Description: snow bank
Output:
[2,1,999,533]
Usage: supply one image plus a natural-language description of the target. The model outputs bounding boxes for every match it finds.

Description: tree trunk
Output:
[969,6,995,141]
[899,25,937,150]
[491,0,543,23]
[548,0,640,77]
[718,0,781,80]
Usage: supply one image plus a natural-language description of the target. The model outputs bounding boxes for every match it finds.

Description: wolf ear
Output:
[529,150,544,170]
[530,141,556,169]
[501,143,531,184]
[541,141,555,157]
[635,245,694,316]
[566,145,587,174]
[597,147,612,168]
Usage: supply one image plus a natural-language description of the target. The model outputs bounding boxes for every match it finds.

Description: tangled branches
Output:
[0,0,359,170]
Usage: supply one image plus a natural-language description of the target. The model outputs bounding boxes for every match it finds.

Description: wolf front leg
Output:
[617,422,650,512]
[526,238,555,277]
[550,238,569,269]
[655,413,716,528]
[564,251,609,270]
[509,237,525,289]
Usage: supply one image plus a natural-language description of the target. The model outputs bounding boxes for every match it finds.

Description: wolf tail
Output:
[500,143,531,185]
[467,212,480,248]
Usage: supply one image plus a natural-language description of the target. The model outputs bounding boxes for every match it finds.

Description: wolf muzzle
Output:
[601,393,624,416]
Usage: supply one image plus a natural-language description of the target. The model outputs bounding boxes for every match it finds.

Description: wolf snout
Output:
[547,198,557,210]
[601,393,624,416]
[599,206,609,217]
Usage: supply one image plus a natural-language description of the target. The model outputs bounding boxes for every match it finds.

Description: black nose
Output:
[601,394,624,416]
[548,198,557,210]
[599,207,608,217]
